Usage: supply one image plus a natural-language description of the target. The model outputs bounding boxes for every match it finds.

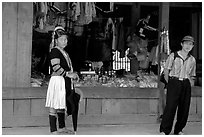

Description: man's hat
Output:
[182,36,194,43]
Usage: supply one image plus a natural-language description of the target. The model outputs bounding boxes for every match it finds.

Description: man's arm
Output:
[163,68,170,83]
[189,59,196,86]
[144,25,157,31]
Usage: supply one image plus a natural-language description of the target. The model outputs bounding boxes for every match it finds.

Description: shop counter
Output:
[2,86,201,127]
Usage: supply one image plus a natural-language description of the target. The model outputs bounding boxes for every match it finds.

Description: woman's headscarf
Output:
[49,26,67,51]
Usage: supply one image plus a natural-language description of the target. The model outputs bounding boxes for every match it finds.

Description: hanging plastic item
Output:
[159,27,170,75]
[160,27,170,55]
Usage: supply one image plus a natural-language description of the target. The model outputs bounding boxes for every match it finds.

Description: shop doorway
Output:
[169,7,192,52]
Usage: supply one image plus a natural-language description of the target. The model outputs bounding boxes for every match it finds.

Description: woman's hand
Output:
[67,72,77,78]
[72,72,79,82]
[67,72,79,81]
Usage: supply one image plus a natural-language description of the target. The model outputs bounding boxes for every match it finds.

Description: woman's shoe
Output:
[58,127,75,134]
[160,132,166,135]
[50,131,58,135]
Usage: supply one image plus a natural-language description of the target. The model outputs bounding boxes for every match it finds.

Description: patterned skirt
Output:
[45,76,66,109]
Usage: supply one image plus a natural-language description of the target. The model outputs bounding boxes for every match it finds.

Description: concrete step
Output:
[3,114,201,128]
[2,122,202,135]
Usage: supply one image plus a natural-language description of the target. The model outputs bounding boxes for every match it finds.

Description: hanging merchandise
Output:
[110,2,114,12]
[85,2,96,24]
[51,3,68,28]
[70,2,97,36]
[41,2,48,23]
[34,2,48,30]
[70,2,97,25]
[160,27,170,56]
[65,3,76,34]
[126,33,139,59]
[116,18,126,58]
[149,45,159,65]
[107,18,121,51]
[34,2,70,32]
[95,2,114,13]
[70,2,80,21]
[105,18,114,39]
[75,3,85,25]
[159,27,170,75]
[39,2,48,30]
[102,17,129,58]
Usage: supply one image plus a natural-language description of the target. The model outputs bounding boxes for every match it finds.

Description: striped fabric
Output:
[51,59,66,76]
[165,52,196,80]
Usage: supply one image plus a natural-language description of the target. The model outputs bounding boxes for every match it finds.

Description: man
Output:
[126,14,157,70]
[135,14,157,40]
[159,36,196,135]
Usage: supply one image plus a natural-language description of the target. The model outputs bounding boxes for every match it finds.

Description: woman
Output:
[45,26,79,134]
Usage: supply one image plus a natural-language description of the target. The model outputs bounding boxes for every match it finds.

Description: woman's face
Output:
[57,35,68,48]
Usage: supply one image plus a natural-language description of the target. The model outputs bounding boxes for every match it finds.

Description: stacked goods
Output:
[75,70,158,88]
[31,70,158,88]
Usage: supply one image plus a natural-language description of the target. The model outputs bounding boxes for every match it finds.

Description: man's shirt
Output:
[165,51,196,80]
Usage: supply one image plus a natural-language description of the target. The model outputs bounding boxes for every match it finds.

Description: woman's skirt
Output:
[45,76,66,109]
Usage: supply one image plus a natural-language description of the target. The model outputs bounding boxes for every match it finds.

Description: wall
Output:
[2,87,159,127]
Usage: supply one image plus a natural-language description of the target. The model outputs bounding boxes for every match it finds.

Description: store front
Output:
[2,2,202,127]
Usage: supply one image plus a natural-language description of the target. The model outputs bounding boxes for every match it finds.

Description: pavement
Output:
[2,122,202,135]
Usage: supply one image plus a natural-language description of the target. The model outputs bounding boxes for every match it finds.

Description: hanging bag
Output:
[160,52,178,87]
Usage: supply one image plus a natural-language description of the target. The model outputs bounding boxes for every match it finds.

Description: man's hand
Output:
[164,69,169,83]
[189,77,195,87]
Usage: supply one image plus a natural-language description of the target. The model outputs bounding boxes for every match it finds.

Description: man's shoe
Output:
[178,131,184,135]
[174,131,184,135]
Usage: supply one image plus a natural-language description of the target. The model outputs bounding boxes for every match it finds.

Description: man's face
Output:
[181,41,194,52]
[147,15,151,20]
[145,15,151,23]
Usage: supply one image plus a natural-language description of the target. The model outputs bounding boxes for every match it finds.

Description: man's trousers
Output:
[160,77,191,134]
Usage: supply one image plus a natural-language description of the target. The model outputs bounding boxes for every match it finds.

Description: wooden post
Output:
[16,3,33,87]
[198,12,202,60]
[158,2,170,119]
[2,3,18,87]
[158,3,170,76]
[160,3,169,31]
[191,12,202,60]
[130,3,140,74]
[131,3,140,30]
[2,2,33,87]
